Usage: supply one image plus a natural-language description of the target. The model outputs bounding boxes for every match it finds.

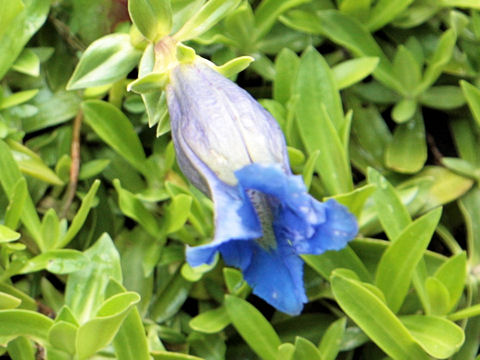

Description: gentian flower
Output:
[166,59,358,315]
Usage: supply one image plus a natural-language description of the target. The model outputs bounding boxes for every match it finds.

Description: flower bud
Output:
[166,60,288,188]
[166,59,358,315]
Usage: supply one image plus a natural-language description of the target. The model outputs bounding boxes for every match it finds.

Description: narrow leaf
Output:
[331,271,429,360]
[375,208,442,312]
[225,295,281,360]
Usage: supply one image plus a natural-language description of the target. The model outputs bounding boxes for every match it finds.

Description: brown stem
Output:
[427,133,443,165]
[60,110,83,218]
[48,14,85,52]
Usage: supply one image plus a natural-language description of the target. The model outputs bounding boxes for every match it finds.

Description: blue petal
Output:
[186,181,262,267]
[235,164,357,255]
[239,239,307,315]
[205,238,306,315]
[295,199,358,254]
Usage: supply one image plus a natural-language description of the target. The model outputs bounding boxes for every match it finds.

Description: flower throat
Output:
[246,189,276,250]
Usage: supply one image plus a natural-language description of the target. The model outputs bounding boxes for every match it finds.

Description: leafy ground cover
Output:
[1,0,480,359]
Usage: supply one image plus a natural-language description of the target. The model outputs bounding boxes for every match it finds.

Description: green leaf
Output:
[458,187,480,266]
[113,179,162,237]
[76,292,140,359]
[0,292,21,310]
[128,72,168,94]
[273,48,300,105]
[405,166,473,212]
[318,317,346,360]
[301,150,320,191]
[82,100,147,174]
[331,271,429,360]
[128,0,172,42]
[11,48,40,77]
[450,304,480,321]
[425,277,450,316]
[0,140,43,250]
[391,98,417,124]
[65,233,122,324]
[367,0,415,31]
[78,159,111,180]
[417,30,456,94]
[174,0,241,41]
[420,86,466,110]
[40,209,60,250]
[0,89,38,110]
[165,194,192,234]
[367,168,411,240]
[151,351,204,360]
[22,91,81,133]
[375,208,442,312]
[283,10,403,93]
[461,80,480,128]
[188,332,226,360]
[333,57,379,90]
[223,2,255,49]
[277,343,295,360]
[296,47,344,131]
[0,284,36,311]
[348,97,392,172]
[440,0,480,8]
[112,296,150,360]
[329,184,376,219]
[58,179,100,248]
[19,250,88,275]
[225,295,281,360]
[223,267,245,294]
[214,56,254,78]
[0,225,20,243]
[48,321,77,354]
[67,34,142,90]
[401,315,464,358]
[4,178,27,231]
[0,0,24,39]
[292,337,322,360]
[294,47,352,195]
[0,0,49,80]
[0,310,53,346]
[150,270,192,323]
[8,140,64,186]
[434,252,467,311]
[304,246,371,283]
[6,336,35,360]
[189,306,230,334]
[385,111,427,173]
[254,0,309,41]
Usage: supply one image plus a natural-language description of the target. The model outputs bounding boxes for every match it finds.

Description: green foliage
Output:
[1,0,480,359]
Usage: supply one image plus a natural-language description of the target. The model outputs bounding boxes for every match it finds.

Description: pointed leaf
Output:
[375,208,442,312]
[331,271,429,360]
[318,317,346,360]
[174,0,241,41]
[461,80,480,128]
[189,306,230,334]
[367,168,411,240]
[401,315,464,358]
[128,0,172,42]
[333,57,379,90]
[76,292,140,359]
[292,337,322,360]
[225,295,281,360]
[58,179,100,248]
[82,100,147,174]
[67,34,141,90]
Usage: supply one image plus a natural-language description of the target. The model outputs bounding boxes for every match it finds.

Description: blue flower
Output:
[166,60,358,315]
